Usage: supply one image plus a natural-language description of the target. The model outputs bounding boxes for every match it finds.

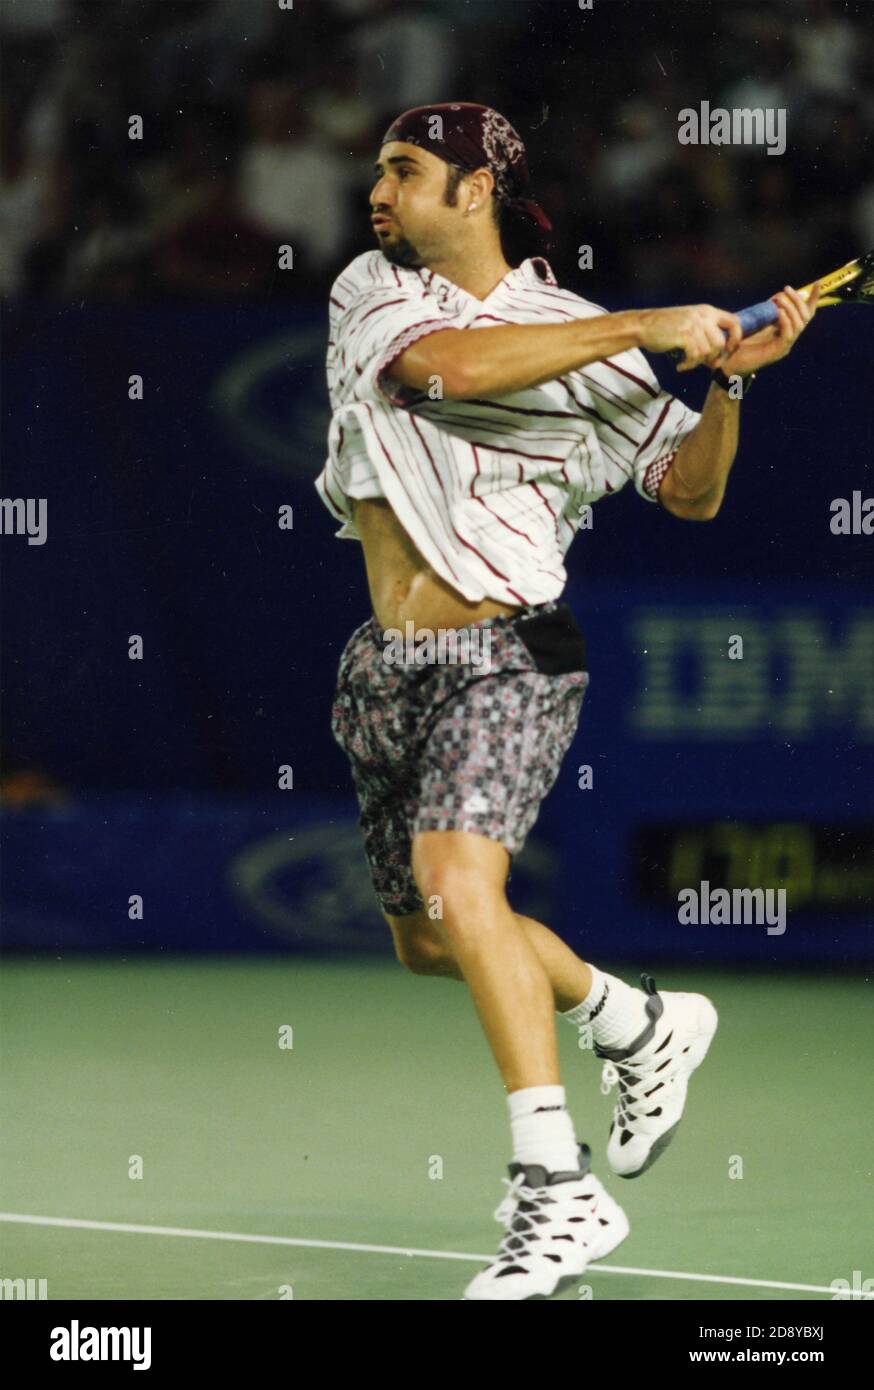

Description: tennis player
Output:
[315,103,819,1301]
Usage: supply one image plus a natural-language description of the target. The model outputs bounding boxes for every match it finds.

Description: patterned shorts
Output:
[330,600,589,917]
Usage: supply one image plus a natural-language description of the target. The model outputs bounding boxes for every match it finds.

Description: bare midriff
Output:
[351,498,521,632]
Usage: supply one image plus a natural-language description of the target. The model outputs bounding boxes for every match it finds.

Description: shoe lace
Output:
[494,1172,528,1225]
[600,1043,677,1122]
[600,1059,643,1125]
[492,1173,555,1263]
[600,1060,621,1096]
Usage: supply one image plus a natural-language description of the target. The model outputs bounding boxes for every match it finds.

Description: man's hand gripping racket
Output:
[640,249,873,375]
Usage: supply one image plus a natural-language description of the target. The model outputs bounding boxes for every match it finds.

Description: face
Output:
[370,141,470,267]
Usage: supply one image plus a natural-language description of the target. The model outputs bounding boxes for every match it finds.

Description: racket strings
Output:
[853,269,874,303]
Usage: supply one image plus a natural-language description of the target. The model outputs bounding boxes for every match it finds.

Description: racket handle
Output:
[737,299,779,336]
[668,297,779,362]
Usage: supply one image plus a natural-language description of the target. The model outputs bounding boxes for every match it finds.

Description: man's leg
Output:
[408,824,634,1302]
[386,880,659,1076]
[411,828,560,1092]
[391,844,717,1186]
[387,900,592,1013]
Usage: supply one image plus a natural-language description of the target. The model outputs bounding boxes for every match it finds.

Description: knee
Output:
[412,849,461,910]
[396,931,455,976]
[411,834,512,951]
[411,858,497,928]
[385,912,456,977]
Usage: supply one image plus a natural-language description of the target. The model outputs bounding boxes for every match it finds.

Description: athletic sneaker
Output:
[597,974,718,1179]
[462,1142,629,1301]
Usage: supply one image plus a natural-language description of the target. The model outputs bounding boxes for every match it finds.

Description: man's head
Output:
[369,102,551,270]
[370,142,503,268]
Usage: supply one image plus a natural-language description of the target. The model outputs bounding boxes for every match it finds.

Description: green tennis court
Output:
[1,958,870,1301]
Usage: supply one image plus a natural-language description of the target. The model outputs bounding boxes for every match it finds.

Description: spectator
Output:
[1,0,871,302]
[154,160,277,298]
[348,0,455,120]
[791,0,857,99]
[237,83,351,275]
[0,98,55,296]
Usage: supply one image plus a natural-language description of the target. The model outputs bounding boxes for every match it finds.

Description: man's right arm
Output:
[388,305,744,399]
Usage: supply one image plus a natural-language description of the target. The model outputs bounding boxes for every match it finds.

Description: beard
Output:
[378,232,424,268]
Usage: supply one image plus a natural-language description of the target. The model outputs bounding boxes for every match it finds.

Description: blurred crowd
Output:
[1,0,872,302]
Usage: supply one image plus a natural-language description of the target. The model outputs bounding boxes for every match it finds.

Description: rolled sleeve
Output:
[627,366,700,504]
[375,318,463,407]
[334,279,464,409]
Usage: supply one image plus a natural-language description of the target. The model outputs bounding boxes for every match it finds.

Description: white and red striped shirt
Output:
[315,250,700,606]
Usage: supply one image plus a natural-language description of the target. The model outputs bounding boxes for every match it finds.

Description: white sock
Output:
[507,1085,580,1174]
[560,966,648,1051]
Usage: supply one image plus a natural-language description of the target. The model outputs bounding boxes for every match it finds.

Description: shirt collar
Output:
[505,256,557,289]
[412,256,558,308]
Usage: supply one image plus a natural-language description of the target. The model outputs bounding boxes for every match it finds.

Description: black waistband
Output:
[509,602,587,675]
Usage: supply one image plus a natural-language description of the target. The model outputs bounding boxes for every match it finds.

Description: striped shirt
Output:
[315,250,700,606]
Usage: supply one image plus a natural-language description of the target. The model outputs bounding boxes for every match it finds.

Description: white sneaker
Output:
[463,1143,629,1301]
[598,974,718,1179]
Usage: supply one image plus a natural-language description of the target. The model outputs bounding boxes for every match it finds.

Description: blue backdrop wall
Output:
[2,295,872,963]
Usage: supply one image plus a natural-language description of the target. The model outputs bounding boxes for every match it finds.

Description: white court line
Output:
[1,1212,862,1297]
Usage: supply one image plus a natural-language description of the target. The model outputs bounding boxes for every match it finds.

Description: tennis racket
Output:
[669,248,874,362]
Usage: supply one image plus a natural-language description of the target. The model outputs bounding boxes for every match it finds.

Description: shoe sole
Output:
[525,1206,632,1300]
[615,995,719,1180]
[463,1202,630,1301]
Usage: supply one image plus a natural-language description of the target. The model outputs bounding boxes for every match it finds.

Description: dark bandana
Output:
[381,102,553,252]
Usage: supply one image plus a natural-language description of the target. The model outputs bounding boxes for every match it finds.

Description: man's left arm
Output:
[659,283,821,521]
[658,383,739,520]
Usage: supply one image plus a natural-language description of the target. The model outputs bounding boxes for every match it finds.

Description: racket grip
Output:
[736,299,779,336]
[668,297,779,362]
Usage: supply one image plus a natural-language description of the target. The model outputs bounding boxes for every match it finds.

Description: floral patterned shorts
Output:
[330,601,589,916]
